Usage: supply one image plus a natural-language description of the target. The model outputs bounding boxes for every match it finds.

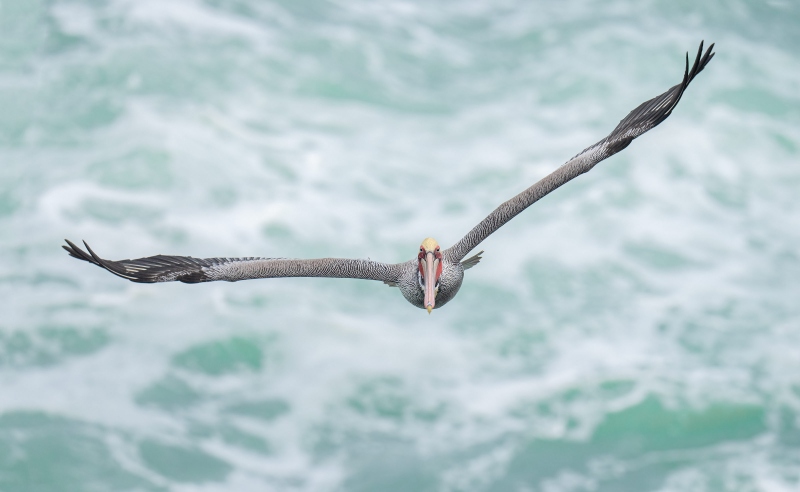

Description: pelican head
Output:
[417,237,443,313]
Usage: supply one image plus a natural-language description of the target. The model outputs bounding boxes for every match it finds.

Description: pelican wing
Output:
[445,41,715,262]
[63,240,403,284]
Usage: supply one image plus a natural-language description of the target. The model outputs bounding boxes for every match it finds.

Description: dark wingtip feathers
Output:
[63,239,217,284]
[683,52,690,86]
[686,40,715,85]
[609,40,715,139]
[63,239,98,264]
[64,239,139,281]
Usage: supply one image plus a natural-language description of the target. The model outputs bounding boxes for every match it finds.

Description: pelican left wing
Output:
[445,41,715,262]
[63,240,403,284]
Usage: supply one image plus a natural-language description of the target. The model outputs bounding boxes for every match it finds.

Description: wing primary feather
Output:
[63,239,95,263]
[83,241,140,281]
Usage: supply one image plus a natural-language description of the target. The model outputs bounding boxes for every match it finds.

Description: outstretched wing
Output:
[445,41,715,262]
[63,239,403,284]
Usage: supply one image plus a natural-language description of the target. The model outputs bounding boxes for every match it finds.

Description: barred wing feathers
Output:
[63,240,402,284]
[445,41,715,262]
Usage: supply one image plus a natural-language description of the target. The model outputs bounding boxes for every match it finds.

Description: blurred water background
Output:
[2,0,800,491]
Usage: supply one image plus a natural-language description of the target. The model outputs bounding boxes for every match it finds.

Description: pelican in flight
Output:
[65,42,715,313]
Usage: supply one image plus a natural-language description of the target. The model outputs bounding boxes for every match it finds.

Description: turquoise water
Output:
[2,0,800,490]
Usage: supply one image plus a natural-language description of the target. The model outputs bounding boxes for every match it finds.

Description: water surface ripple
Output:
[2,1,799,491]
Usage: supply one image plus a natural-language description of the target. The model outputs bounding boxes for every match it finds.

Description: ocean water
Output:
[2,0,800,490]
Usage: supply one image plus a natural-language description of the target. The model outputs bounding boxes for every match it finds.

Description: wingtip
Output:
[63,238,94,263]
[64,238,79,251]
[78,240,132,279]
[684,40,716,85]
[705,42,716,65]
[83,240,102,264]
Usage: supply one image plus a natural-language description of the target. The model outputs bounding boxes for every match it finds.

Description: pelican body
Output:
[64,42,715,313]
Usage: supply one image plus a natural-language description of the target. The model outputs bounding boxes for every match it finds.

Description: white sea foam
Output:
[2,0,800,490]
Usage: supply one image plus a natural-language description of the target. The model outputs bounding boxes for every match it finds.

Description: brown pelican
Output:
[64,42,715,313]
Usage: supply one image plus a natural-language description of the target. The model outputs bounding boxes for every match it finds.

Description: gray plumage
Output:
[444,41,715,263]
[63,239,403,284]
[64,41,714,311]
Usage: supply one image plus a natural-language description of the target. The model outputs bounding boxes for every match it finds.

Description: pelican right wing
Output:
[63,240,403,284]
[445,41,715,262]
